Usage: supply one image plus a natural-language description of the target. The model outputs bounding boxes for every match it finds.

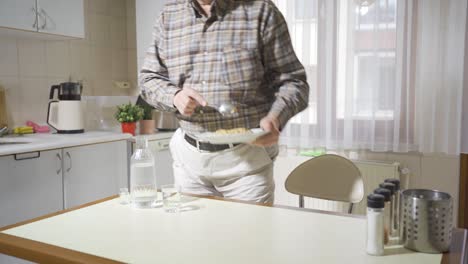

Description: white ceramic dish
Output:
[194,128,268,144]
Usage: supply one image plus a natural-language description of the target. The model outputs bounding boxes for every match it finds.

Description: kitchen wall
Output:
[0,0,139,127]
[331,150,459,223]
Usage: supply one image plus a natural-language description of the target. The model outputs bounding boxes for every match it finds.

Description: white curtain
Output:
[273,0,467,154]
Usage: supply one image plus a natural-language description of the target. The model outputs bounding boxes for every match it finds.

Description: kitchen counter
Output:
[0,195,466,264]
[0,131,132,156]
[128,131,175,142]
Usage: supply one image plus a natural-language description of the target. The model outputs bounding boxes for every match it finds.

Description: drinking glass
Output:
[162,184,181,213]
[119,187,130,205]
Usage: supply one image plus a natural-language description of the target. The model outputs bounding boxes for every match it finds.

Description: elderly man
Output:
[140,0,309,203]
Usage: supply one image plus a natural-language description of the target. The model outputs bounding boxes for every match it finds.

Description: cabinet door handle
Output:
[31,7,38,28]
[66,152,72,172]
[39,8,47,30]
[14,152,40,161]
[56,153,62,174]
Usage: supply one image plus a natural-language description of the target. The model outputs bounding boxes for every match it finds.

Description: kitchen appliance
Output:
[135,96,179,131]
[400,189,453,253]
[47,82,84,134]
[154,110,179,131]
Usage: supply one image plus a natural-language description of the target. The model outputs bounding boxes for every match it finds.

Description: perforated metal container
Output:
[400,189,453,253]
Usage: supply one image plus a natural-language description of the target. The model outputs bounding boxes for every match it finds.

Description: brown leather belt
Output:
[184,133,240,152]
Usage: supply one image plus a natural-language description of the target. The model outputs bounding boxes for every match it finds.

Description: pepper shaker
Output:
[374,188,391,244]
[379,182,396,237]
[384,179,401,238]
[366,194,385,256]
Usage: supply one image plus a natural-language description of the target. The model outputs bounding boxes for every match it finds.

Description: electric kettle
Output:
[47,82,85,133]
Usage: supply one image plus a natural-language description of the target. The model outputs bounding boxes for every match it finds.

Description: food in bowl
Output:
[215,128,250,134]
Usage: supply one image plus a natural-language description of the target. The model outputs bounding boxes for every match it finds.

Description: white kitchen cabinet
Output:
[0,149,63,264]
[36,0,85,38]
[0,150,63,228]
[0,0,85,39]
[0,0,37,32]
[63,141,128,209]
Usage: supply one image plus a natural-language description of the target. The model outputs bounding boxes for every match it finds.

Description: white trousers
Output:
[169,129,278,203]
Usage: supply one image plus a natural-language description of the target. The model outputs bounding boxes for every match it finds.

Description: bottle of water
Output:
[130,137,157,208]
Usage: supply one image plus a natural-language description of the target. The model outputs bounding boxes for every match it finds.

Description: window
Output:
[356,0,397,29]
[286,0,398,124]
[288,0,318,125]
[336,0,398,120]
[336,53,396,120]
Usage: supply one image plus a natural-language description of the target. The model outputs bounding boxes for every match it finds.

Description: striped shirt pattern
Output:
[139,0,309,134]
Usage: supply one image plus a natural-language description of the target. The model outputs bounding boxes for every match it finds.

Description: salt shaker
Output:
[384,179,401,237]
[366,194,385,256]
[379,182,396,237]
[374,188,391,244]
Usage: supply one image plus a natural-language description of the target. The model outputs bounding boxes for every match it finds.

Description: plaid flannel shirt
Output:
[139,0,309,134]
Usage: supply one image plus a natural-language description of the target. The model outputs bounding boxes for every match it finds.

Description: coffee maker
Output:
[47,82,84,134]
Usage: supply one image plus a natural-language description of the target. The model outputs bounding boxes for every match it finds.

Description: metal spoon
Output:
[198,103,240,116]
[217,103,239,116]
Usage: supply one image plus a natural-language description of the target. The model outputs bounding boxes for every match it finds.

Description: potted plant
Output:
[114,103,143,136]
[139,103,155,135]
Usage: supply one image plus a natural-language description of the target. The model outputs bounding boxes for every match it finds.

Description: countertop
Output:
[0,131,133,156]
[1,195,464,264]
[128,131,175,142]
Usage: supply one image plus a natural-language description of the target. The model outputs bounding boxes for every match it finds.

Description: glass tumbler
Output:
[162,184,181,213]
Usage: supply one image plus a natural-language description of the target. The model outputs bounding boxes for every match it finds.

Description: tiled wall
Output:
[0,0,139,127]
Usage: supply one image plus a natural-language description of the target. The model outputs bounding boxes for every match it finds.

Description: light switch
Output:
[113,81,131,89]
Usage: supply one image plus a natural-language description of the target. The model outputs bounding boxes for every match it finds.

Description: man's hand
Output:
[173,88,207,116]
[252,115,280,146]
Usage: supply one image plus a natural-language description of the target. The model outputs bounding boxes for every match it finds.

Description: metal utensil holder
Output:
[400,189,453,253]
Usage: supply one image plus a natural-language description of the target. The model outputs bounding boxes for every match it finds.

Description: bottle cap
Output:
[379,182,396,195]
[367,194,385,209]
[374,188,391,202]
[384,178,400,190]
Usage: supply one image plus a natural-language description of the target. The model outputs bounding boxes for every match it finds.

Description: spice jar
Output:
[384,178,401,238]
[379,182,397,237]
[367,194,385,256]
[374,188,392,244]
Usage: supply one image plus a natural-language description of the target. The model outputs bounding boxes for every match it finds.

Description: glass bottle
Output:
[130,136,157,208]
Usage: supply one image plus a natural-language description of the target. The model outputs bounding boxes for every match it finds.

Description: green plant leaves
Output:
[114,102,144,123]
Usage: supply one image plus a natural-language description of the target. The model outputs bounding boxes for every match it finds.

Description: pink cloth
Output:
[26,121,50,133]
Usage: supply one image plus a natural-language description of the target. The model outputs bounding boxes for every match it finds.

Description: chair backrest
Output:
[284,154,364,204]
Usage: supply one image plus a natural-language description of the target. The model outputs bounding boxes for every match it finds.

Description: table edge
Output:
[0,233,122,264]
[0,195,466,264]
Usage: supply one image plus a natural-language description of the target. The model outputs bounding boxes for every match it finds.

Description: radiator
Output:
[273,156,405,215]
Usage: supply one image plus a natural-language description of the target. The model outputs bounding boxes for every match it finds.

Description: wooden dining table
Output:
[0,194,466,264]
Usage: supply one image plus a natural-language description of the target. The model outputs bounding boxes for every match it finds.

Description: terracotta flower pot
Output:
[139,120,156,135]
[121,122,136,136]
